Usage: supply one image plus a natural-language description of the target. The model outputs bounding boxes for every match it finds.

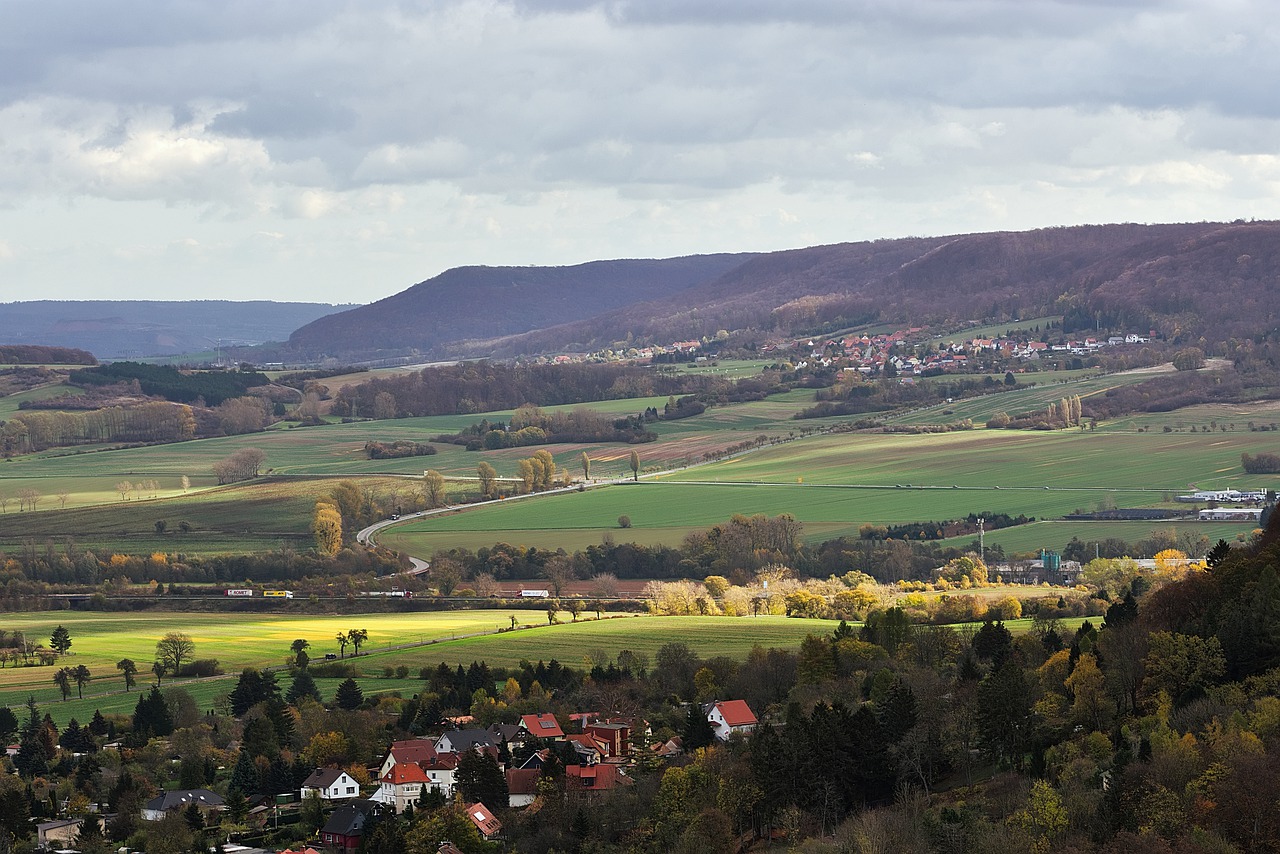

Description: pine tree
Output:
[228,749,260,797]
[335,677,364,710]
[286,670,322,705]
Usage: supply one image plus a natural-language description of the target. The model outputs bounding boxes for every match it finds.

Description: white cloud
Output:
[0,0,1277,302]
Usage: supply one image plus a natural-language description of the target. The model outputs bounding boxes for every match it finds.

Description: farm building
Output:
[1198,508,1263,522]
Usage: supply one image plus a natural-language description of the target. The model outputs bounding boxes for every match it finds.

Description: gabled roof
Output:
[387,738,438,765]
[521,713,564,739]
[466,802,502,837]
[437,728,496,752]
[505,768,540,796]
[383,763,431,785]
[143,789,224,812]
[710,700,757,727]
[301,768,350,789]
[320,799,381,837]
[565,764,629,790]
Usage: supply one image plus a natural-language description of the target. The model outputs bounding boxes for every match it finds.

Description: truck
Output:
[519,588,550,598]
[262,590,294,599]
[224,589,253,597]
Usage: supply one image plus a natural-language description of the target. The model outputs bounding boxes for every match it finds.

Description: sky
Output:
[2,0,1279,305]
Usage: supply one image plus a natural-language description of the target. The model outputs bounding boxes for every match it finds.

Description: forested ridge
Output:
[279,221,1280,363]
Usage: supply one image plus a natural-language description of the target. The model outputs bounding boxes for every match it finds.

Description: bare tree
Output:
[56,491,70,510]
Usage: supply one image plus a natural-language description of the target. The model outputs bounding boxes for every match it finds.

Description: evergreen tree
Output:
[131,686,173,740]
[14,697,49,777]
[335,678,364,710]
[454,749,508,807]
[228,749,260,797]
[286,669,322,705]
[682,703,716,751]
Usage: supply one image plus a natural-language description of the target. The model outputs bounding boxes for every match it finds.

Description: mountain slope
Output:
[281,254,753,362]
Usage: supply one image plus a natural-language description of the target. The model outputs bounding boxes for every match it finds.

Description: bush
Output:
[618,515,632,529]
[1242,452,1280,474]
[177,659,222,678]
[309,660,360,678]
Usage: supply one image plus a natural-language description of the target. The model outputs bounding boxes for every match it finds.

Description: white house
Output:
[371,754,460,811]
[706,700,758,741]
[300,768,361,801]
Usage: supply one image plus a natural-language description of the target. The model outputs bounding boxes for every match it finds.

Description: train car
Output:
[225,589,253,597]
[263,590,294,599]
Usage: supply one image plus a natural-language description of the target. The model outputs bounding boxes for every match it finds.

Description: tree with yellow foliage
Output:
[312,501,343,556]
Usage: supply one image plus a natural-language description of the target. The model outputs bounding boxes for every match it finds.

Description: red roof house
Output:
[521,712,565,740]
[707,700,758,741]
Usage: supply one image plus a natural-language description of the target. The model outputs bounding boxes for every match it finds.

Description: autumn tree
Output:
[312,501,343,556]
[580,451,591,482]
[477,461,498,499]
[422,470,447,509]
[211,447,267,484]
[629,449,640,481]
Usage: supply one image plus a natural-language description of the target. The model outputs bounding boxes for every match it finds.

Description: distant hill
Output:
[0,300,351,359]
[280,254,753,363]
[281,221,1280,362]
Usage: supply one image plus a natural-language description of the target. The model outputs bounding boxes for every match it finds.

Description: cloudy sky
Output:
[2,0,1278,304]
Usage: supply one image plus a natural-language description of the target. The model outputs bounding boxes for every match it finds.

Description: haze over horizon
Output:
[2,0,1279,305]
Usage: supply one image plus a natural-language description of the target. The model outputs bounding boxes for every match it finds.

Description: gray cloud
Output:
[0,0,1278,302]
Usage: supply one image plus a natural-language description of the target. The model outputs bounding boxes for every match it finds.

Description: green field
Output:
[381,424,1280,558]
[0,610,830,725]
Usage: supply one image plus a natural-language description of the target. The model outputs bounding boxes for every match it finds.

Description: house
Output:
[300,768,361,801]
[320,800,383,853]
[372,753,460,810]
[653,735,683,758]
[506,768,540,808]
[465,802,503,840]
[436,728,496,754]
[37,818,83,849]
[141,788,225,821]
[565,764,629,794]
[586,722,631,757]
[379,738,439,778]
[521,712,564,740]
[706,700,758,741]
[565,733,607,765]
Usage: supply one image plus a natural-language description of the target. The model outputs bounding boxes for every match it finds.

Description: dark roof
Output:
[301,768,349,789]
[143,789,224,812]
[438,728,496,752]
[320,800,382,837]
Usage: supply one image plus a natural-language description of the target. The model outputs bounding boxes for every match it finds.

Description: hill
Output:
[0,300,352,359]
[279,254,753,362]
[281,221,1280,362]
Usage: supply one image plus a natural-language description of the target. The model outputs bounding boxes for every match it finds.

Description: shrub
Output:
[618,515,632,529]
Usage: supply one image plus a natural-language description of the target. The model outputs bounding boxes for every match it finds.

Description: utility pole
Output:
[978,518,985,565]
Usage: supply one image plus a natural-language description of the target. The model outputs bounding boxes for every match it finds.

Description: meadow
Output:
[382,423,1279,558]
[0,610,830,725]
[3,360,1277,562]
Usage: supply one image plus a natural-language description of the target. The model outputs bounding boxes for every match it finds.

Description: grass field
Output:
[0,610,831,725]
[381,423,1280,558]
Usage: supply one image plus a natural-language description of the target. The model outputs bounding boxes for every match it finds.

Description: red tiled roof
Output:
[521,713,564,739]
[506,768,540,796]
[387,739,438,764]
[713,700,757,727]
[466,802,502,837]
[566,764,629,790]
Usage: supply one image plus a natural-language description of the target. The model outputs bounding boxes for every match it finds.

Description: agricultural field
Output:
[382,423,1280,558]
[886,369,1156,427]
[934,316,1064,346]
[0,610,829,725]
[0,476,417,556]
[939,519,1258,555]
